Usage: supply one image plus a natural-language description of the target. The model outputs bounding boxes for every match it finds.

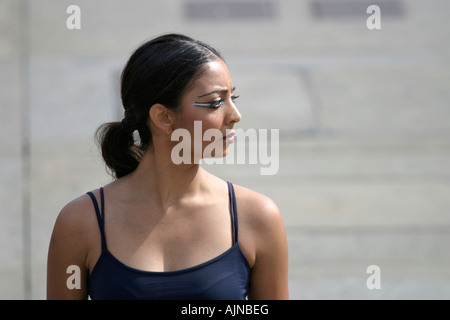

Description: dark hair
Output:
[96,33,224,178]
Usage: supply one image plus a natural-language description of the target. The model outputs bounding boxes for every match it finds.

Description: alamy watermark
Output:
[67,4,382,31]
[66,5,81,30]
[367,5,381,30]
[64,2,380,172]
[366,264,381,289]
[66,265,81,290]
[66,263,382,291]
[170,121,279,176]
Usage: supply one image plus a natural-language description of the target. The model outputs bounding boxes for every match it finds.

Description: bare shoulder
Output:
[50,191,99,249]
[55,192,97,228]
[231,183,289,299]
[232,183,283,228]
[47,192,99,299]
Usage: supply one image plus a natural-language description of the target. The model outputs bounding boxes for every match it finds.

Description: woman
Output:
[47,33,289,300]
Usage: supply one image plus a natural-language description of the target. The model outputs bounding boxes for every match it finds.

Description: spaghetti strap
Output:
[88,182,250,300]
[87,187,107,251]
[227,181,238,244]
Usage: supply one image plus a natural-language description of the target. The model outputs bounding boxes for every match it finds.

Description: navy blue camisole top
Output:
[86,182,251,300]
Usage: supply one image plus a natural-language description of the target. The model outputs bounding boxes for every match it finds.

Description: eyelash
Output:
[195,95,240,109]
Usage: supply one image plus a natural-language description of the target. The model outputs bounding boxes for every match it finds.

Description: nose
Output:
[227,99,242,125]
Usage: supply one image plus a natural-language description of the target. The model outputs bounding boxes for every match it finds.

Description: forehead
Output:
[189,60,233,95]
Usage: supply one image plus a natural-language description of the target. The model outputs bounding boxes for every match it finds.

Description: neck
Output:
[125,145,208,209]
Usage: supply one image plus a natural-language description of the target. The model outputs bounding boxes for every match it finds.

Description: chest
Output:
[100,199,234,272]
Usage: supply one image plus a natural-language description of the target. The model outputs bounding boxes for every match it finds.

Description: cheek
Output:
[175,101,225,148]
[173,106,228,160]
[191,116,223,146]
[199,114,223,131]
[187,114,224,151]
[179,108,223,132]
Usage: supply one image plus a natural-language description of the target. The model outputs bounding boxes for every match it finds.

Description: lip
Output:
[223,131,235,143]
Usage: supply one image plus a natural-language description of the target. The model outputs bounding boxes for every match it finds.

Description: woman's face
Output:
[174,59,242,160]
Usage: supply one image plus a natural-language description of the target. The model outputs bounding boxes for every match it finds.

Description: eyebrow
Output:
[197,87,236,98]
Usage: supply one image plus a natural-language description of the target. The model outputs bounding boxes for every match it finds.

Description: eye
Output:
[193,94,240,109]
[193,99,225,109]
[209,99,225,109]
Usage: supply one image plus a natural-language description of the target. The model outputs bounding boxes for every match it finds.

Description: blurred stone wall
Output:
[1,0,449,299]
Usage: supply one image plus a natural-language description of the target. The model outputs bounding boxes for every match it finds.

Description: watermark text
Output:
[171,121,279,175]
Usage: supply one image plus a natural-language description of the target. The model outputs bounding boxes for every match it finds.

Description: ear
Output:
[148,104,175,135]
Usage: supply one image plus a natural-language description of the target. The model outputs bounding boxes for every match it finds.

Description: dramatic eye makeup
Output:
[193,87,239,109]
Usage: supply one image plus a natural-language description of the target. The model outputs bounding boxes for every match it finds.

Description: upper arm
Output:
[46,195,94,300]
[235,186,289,300]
